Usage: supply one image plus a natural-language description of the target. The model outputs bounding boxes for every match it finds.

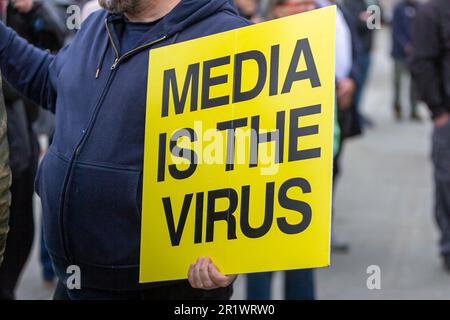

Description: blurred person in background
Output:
[235,0,264,22]
[411,0,450,271]
[391,0,419,121]
[0,74,11,270]
[328,0,364,253]
[245,0,360,300]
[340,0,380,128]
[0,0,65,299]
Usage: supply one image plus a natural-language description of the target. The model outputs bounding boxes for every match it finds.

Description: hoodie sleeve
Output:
[0,21,56,111]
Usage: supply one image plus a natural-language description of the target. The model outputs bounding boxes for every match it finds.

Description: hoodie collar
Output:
[96,0,237,79]
[105,0,236,52]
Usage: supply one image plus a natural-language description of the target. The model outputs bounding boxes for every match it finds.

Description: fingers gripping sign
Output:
[188,257,237,290]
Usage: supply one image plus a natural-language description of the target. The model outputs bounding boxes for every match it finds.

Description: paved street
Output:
[15,28,450,300]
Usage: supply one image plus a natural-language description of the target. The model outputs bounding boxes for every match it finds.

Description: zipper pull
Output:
[75,146,81,157]
[111,58,119,70]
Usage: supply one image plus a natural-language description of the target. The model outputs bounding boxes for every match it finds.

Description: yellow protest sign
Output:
[140,6,336,283]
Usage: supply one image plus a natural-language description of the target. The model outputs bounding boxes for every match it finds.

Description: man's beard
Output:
[98,0,141,14]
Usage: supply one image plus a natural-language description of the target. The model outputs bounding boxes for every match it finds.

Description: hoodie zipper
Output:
[58,20,168,263]
[105,19,167,70]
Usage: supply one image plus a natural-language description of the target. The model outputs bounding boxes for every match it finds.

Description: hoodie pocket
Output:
[66,162,142,267]
[38,148,69,258]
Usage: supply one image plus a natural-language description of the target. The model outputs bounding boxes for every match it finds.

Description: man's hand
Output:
[434,112,450,128]
[188,257,237,290]
[336,78,356,110]
[12,0,34,14]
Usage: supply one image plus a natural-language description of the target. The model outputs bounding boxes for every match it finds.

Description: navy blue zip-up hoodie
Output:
[0,0,250,291]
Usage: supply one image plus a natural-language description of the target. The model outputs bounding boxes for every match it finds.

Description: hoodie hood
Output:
[158,0,238,37]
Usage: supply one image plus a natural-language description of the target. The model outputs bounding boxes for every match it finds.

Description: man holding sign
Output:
[0,0,335,300]
[140,2,335,292]
[0,0,249,299]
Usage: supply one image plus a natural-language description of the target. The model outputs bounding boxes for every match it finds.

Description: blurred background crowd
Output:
[0,0,449,300]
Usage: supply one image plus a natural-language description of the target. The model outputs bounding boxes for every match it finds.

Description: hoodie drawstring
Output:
[96,36,110,79]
